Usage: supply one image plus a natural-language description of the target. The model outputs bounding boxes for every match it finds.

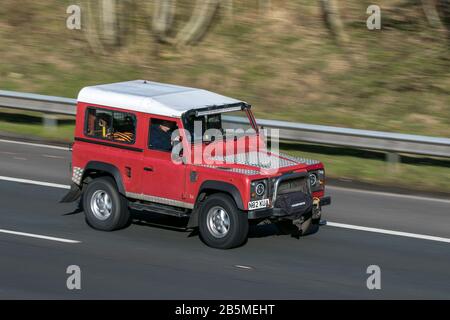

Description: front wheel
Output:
[198,194,249,249]
[83,176,130,231]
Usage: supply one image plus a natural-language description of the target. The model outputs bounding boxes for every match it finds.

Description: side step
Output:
[129,201,190,218]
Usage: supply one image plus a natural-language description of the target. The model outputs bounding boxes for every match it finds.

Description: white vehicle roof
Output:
[77,80,245,118]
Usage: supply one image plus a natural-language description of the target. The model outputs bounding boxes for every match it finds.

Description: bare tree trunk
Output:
[437,0,450,38]
[222,0,234,23]
[102,0,118,46]
[258,0,271,15]
[83,0,105,54]
[83,0,135,52]
[150,0,233,47]
[174,0,221,46]
[152,0,176,43]
[320,0,349,45]
[421,0,444,28]
[118,0,136,46]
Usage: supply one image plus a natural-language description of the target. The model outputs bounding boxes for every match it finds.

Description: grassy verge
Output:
[283,143,450,194]
[0,108,74,142]
[0,121,74,142]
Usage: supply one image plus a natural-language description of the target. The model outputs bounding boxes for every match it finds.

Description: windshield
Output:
[183,108,256,143]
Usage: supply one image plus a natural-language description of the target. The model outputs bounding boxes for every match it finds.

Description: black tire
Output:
[83,176,130,231]
[198,193,249,249]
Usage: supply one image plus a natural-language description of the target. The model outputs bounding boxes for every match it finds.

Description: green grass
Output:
[283,143,450,194]
[0,109,74,142]
[0,120,74,142]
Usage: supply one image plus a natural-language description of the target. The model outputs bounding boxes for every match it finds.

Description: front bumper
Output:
[248,195,331,220]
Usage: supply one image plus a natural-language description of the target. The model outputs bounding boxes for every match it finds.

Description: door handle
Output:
[144,166,153,172]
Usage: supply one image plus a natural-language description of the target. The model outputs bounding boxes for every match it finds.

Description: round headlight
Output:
[255,183,265,196]
[309,173,317,187]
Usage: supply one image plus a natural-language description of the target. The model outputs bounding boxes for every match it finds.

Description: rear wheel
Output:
[83,176,130,231]
[198,194,248,249]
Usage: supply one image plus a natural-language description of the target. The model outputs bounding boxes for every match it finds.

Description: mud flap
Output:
[60,183,82,203]
[187,208,199,229]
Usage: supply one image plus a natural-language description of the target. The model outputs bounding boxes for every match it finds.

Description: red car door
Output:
[141,116,188,207]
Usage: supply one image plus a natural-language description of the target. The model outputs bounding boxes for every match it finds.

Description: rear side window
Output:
[85,107,136,144]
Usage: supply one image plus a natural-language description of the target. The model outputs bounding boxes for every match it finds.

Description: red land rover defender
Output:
[62,80,331,249]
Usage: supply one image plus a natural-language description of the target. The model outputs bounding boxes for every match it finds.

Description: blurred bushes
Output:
[0,0,36,27]
[0,0,448,137]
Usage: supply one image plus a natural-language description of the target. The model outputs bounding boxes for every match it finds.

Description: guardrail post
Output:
[43,114,58,131]
[386,152,400,172]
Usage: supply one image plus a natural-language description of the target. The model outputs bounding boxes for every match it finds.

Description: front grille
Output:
[277,176,310,195]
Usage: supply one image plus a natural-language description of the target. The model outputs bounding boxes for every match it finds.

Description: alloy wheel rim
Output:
[90,190,112,220]
[206,206,230,238]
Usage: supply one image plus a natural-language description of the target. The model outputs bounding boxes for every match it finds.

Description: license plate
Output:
[248,199,270,210]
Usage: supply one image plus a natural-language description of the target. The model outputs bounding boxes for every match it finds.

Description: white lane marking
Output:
[0,229,80,244]
[327,186,450,204]
[234,265,254,270]
[42,154,66,159]
[327,222,450,244]
[0,139,69,151]
[13,157,27,161]
[0,176,70,189]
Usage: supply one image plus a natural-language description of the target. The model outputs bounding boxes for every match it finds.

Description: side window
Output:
[149,118,178,152]
[86,108,113,139]
[85,107,136,144]
[112,112,136,143]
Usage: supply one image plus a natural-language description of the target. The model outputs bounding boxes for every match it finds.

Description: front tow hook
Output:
[312,197,327,225]
[312,197,321,220]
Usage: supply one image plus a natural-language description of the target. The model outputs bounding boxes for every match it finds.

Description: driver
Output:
[150,120,176,151]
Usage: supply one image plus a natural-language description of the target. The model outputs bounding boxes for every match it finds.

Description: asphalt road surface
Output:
[0,138,449,299]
